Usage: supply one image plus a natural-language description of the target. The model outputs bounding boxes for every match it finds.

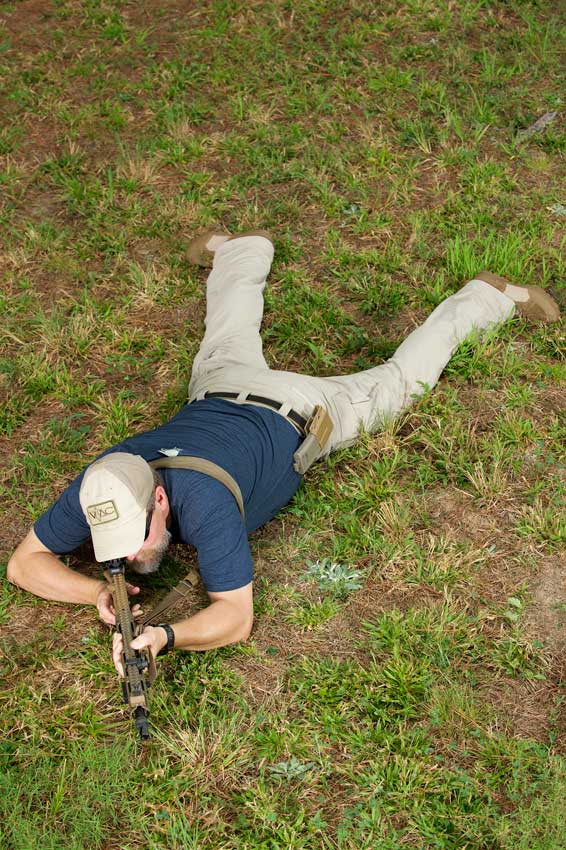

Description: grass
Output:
[1,0,565,848]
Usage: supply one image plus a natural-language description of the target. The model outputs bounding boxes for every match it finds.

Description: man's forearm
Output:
[169,599,253,651]
[7,550,105,606]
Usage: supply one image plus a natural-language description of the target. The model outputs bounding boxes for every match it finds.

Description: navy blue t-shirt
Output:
[34,400,303,592]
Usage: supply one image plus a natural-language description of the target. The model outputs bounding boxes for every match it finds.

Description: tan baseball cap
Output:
[79,452,154,562]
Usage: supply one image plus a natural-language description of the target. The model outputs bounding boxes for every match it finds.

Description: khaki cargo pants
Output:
[188,236,515,456]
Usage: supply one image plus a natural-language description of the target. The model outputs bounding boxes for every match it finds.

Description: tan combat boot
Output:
[476,271,561,323]
[187,230,273,267]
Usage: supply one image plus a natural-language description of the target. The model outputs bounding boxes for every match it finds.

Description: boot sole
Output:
[187,229,273,267]
[476,270,561,323]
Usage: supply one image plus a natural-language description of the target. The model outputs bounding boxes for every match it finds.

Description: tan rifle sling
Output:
[140,456,245,625]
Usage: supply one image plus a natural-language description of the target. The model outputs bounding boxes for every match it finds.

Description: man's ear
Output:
[155,485,169,513]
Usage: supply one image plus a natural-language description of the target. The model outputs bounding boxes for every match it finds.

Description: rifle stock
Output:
[104,558,153,739]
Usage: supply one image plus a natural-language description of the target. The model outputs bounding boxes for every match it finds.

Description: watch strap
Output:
[157,623,175,655]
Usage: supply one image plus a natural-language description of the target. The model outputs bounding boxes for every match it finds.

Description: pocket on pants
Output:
[330,389,372,449]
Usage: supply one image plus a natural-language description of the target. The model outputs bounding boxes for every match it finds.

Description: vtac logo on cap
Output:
[86,500,119,525]
[79,452,154,562]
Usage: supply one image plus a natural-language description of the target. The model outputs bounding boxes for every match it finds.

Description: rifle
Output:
[103,558,155,740]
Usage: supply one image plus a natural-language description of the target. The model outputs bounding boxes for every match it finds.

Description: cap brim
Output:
[90,511,146,562]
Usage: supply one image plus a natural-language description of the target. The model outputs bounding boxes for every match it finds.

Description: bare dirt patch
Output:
[481,675,565,749]
[526,555,566,662]
[0,0,63,48]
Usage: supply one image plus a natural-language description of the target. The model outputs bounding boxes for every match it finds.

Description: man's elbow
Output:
[234,612,254,644]
[6,529,50,589]
[6,553,22,586]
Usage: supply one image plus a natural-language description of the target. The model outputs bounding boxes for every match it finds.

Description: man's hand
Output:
[112,626,167,677]
[96,582,143,626]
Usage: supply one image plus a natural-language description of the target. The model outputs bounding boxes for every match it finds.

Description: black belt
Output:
[201,391,308,435]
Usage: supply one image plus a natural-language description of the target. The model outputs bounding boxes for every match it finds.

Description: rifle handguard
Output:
[104,560,154,739]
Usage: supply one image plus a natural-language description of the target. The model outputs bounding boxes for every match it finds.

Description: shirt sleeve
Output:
[177,477,253,593]
[33,472,90,555]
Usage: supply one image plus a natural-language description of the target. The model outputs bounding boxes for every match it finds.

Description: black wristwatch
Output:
[157,623,175,655]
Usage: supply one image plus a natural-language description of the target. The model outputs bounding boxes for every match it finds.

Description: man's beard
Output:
[130,528,172,575]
